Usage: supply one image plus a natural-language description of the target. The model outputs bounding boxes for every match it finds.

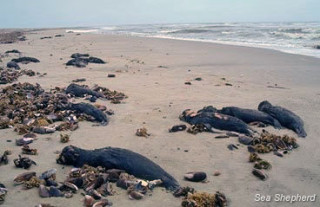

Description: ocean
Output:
[68,22,320,58]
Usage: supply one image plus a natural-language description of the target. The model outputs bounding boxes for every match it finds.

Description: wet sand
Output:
[0,29,320,207]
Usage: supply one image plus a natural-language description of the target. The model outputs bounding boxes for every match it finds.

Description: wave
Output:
[278,28,309,34]
[167,29,212,34]
[96,22,320,58]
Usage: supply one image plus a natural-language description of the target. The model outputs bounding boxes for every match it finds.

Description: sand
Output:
[0,29,320,207]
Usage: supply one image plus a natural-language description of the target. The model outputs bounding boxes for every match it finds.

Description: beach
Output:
[0,29,320,207]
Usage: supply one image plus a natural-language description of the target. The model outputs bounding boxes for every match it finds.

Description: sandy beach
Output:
[0,29,320,207]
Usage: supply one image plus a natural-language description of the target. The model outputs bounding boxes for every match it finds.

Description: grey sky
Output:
[1,0,319,28]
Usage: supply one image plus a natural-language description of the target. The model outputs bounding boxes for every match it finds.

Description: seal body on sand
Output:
[68,103,108,125]
[66,83,103,98]
[180,106,254,135]
[258,101,307,137]
[56,145,180,191]
[219,106,282,129]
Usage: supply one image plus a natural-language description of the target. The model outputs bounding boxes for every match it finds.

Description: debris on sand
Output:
[169,124,187,133]
[0,150,11,165]
[0,82,114,135]
[184,81,192,85]
[245,130,298,180]
[184,172,207,182]
[72,78,86,83]
[13,164,167,206]
[0,31,25,44]
[60,134,70,143]
[181,191,227,207]
[40,36,52,40]
[0,68,36,84]
[136,127,150,137]
[66,53,105,68]
[187,124,213,135]
[13,155,37,169]
[213,171,221,176]
[107,74,116,78]
[22,145,38,155]
[0,183,8,204]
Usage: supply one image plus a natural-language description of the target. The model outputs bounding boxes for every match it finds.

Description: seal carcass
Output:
[56,145,180,191]
[258,101,307,137]
[180,106,254,135]
[219,106,282,129]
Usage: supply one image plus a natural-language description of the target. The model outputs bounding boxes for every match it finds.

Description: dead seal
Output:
[67,103,108,125]
[219,106,282,129]
[56,145,180,191]
[180,106,254,136]
[258,101,307,137]
[66,83,103,98]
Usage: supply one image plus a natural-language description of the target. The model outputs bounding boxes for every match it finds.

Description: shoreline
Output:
[3,26,320,59]
[98,32,320,60]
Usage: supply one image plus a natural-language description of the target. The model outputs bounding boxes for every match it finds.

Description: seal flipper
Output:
[273,119,282,129]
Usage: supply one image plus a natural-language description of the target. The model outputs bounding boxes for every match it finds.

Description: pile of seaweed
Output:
[12,165,227,207]
[0,82,121,135]
[66,83,127,104]
[0,68,36,84]
[0,31,26,44]
[13,165,165,206]
[244,130,298,180]
[66,53,105,68]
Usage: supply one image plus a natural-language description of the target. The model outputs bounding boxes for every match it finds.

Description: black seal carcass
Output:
[56,145,180,191]
[258,101,307,137]
[219,106,282,129]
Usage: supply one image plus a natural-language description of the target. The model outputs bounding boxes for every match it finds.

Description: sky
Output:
[1,0,319,28]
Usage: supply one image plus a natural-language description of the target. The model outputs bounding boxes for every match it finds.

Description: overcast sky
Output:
[1,0,319,28]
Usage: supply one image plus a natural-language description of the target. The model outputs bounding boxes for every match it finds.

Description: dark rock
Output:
[185,82,192,85]
[107,74,116,78]
[55,34,64,37]
[48,186,63,197]
[7,61,20,69]
[184,172,207,182]
[169,124,187,132]
[313,45,320,49]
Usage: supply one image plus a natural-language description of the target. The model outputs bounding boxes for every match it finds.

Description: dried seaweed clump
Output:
[0,69,36,84]
[181,191,227,207]
[253,129,298,153]
[92,85,127,104]
[0,82,110,135]
[0,31,25,44]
